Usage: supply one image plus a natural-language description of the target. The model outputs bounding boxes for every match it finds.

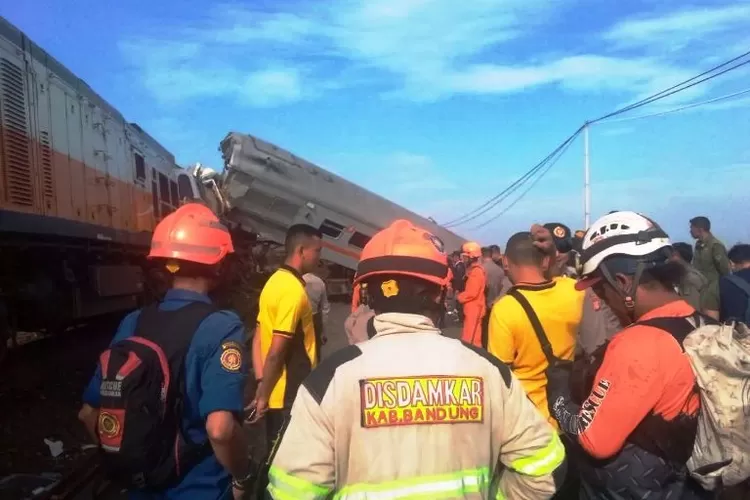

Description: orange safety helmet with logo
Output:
[461,241,482,259]
[148,203,234,267]
[353,219,451,290]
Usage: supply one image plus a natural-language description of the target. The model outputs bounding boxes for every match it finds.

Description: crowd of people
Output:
[75,203,750,499]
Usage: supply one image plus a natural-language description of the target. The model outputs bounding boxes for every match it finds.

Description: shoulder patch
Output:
[459,341,512,388]
[303,345,363,405]
[220,341,243,373]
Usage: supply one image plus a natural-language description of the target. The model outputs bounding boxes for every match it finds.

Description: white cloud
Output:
[118,2,750,108]
[604,4,750,50]
[598,126,634,137]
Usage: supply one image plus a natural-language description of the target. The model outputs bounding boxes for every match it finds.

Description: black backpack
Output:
[96,302,217,490]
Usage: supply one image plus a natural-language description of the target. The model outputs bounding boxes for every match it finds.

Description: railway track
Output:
[0,313,124,499]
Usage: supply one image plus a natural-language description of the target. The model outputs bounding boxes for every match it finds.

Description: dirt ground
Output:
[0,302,462,498]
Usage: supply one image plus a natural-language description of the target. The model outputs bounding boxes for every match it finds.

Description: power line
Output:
[442,126,584,228]
[602,86,750,123]
[470,133,577,230]
[592,50,750,123]
[441,48,750,229]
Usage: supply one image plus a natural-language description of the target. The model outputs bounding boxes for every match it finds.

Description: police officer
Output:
[78,203,251,499]
[267,219,566,499]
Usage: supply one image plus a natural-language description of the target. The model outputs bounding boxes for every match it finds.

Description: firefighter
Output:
[457,241,487,347]
[266,219,566,499]
[78,203,251,499]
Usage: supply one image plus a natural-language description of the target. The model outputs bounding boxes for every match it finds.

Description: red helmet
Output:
[354,219,450,288]
[148,203,234,266]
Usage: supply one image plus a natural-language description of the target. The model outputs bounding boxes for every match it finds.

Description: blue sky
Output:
[5,0,750,247]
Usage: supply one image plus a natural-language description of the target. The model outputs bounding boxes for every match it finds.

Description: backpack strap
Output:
[507,288,556,364]
[636,312,717,346]
[134,301,218,457]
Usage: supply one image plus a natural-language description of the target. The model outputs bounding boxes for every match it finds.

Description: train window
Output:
[178,175,194,201]
[319,219,345,239]
[161,203,173,218]
[348,231,371,249]
[158,173,170,202]
[151,182,160,221]
[169,180,179,206]
[134,153,146,180]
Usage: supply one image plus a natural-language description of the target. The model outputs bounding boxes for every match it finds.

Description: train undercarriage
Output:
[0,230,163,365]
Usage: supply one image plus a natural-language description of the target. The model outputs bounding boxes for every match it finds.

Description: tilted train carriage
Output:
[210,132,466,275]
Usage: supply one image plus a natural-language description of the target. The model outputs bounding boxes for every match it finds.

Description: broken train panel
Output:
[215,132,467,277]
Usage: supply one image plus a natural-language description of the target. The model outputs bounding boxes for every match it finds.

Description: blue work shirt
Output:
[719,268,750,322]
[82,289,248,500]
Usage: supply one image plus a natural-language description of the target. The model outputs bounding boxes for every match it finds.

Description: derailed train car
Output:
[206,132,466,289]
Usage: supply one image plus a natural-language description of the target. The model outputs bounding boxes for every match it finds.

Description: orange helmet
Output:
[461,241,482,259]
[148,203,234,266]
[353,219,450,288]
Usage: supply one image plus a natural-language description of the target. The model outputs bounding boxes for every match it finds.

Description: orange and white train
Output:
[0,16,197,339]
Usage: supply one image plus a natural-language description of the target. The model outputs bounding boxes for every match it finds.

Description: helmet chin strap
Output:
[599,261,647,322]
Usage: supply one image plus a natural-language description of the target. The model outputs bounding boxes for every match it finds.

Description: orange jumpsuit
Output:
[457,262,486,347]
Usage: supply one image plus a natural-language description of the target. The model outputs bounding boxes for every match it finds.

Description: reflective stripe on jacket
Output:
[268,312,566,499]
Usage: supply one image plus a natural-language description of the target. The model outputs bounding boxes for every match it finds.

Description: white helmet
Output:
[577,211,672,283]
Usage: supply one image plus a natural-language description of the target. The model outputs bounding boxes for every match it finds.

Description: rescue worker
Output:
[78,203,251,499]
[303,270,330,363]
[267,219,566,499]
[720,244,750,322]
[689,216,729,320]
[457,241,486,347]
[248,223,322,495]
[480,246,506,348]
[545,211,710,499]
[671,242,710,312]
[489,244,503,266]
[540,223,620,358]
[487,231,583,429]
[344,282,376,344]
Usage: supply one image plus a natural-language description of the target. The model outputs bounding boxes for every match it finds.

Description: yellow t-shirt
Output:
[257,265,317,409]
[488,277,584,429]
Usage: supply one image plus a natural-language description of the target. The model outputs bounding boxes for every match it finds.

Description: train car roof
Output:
[0,15,174,164]
[220,132,466,245]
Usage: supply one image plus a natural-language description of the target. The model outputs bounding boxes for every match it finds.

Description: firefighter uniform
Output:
[268,313,565,499]
[458,242,487,348]
[267,220,565,499]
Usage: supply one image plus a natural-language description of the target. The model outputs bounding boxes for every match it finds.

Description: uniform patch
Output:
[553,226,567,238]
[579,379,611,432]
[98,411,122,439]
[359,376,484,428]
[220,341,243,373]
[381,279,400,298]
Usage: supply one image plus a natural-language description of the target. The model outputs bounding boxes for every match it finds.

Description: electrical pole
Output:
[583,122,591,228]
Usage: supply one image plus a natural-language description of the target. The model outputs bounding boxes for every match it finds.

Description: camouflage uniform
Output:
[692,235,730,311]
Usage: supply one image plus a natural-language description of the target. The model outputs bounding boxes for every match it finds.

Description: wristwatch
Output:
[232,471,255,490]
